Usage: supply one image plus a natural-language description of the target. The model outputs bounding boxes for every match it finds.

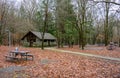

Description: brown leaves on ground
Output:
[60,45,120,58]
[0,45,120,78]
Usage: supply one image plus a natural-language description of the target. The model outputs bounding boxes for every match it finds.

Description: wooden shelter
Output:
[21,31,56,47]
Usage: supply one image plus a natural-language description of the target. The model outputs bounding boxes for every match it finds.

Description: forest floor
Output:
[0,45,120,78]
[58,45,120,58]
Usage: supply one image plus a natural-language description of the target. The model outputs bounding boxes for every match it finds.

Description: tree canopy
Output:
[0,0,120,49]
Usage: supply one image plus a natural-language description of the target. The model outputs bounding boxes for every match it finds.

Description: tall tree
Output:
[41,0,49,50]
[55,0,76,48]
[55,0,66,48]
[104,0,110,46]
[64,0,76,47]
[0,0,9,45]
[75,0,88,49]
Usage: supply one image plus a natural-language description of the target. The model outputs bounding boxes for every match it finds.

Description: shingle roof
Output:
[31,31,56,40]
[21,31,56,40]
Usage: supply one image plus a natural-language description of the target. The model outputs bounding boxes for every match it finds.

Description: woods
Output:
[0,0,120,49]
[0,0,120,77]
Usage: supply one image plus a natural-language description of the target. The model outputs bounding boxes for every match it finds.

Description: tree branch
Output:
[93,1,120,5]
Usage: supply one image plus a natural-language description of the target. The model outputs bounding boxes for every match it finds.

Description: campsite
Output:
[0,0,120,78]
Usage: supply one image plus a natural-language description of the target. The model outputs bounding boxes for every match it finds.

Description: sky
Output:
[9,0,120,16]
[8,0,22,8]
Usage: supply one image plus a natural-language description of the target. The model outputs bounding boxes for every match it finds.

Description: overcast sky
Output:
[9,0,120,16]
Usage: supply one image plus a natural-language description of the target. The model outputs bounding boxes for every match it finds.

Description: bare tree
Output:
[75,0,89,49]
[0,0,10,45]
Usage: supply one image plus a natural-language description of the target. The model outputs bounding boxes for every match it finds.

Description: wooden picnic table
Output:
[10,50,30,60]
[5,50,33,61]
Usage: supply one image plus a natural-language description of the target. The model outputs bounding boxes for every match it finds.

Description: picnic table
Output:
[5,50,34,61]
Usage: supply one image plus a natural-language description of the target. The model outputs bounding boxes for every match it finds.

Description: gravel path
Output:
[0,66,26,73]
[46,48,120,62]
[0,66,28,78]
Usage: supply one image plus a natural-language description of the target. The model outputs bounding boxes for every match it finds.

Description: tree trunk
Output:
[104,1,110,46]
[57,30,60,48]
[41,0,49,50]
[78,31,81,48]
[119,39,120,47]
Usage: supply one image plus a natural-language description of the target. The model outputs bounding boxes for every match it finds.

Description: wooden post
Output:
[48,40,50,46]
[30,40,33,47]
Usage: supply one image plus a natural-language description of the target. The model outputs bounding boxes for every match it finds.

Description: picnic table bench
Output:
[21,54,34,60]
[5,55,19,61]
[5,50,34,61]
